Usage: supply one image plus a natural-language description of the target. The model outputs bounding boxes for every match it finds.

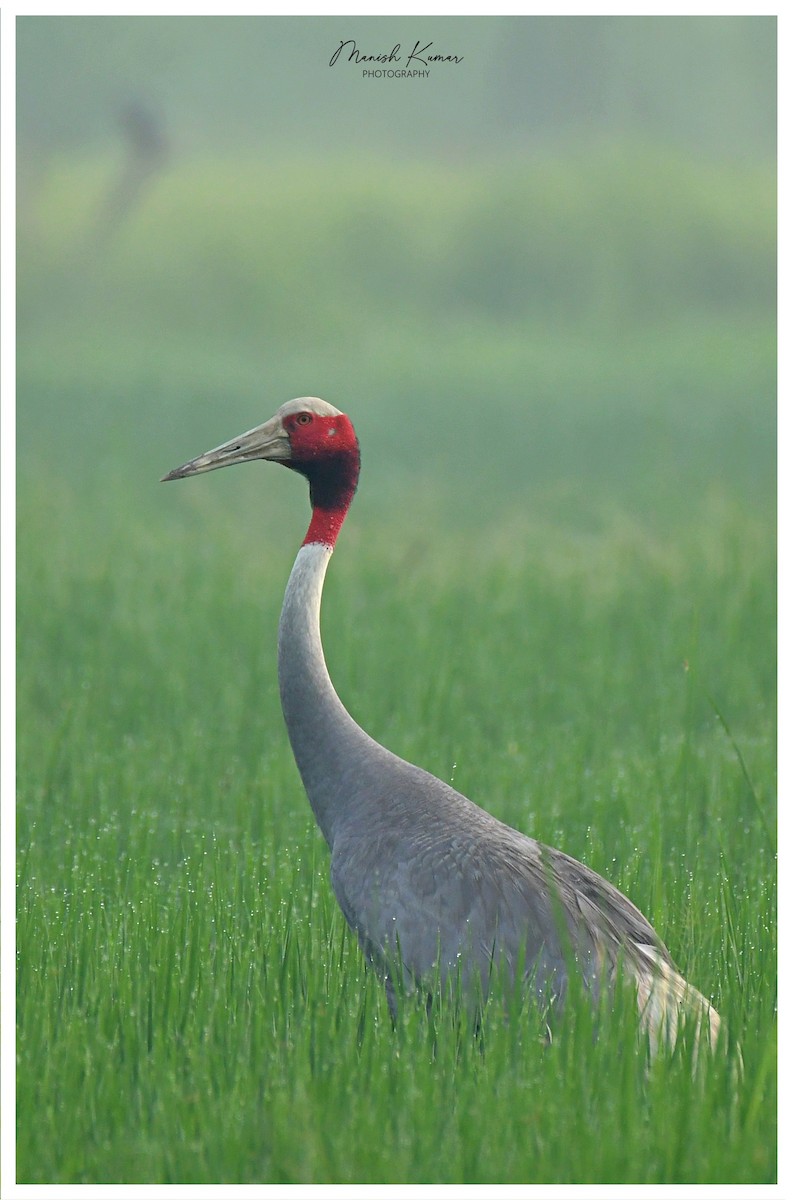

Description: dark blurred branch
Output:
[92,99,171,246]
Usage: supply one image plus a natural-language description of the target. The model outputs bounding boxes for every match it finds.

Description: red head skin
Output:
[282,411,361,548]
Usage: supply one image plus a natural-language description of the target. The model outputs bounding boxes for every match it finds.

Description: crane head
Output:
[162,397,360,547]
[161,396,355,481]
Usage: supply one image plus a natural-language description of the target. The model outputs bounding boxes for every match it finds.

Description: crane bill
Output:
[161,417,291,481]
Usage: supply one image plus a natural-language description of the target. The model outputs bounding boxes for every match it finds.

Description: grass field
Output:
[16,152,775,1183]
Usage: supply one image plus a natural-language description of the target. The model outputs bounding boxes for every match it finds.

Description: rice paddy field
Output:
[15,152,776,1184]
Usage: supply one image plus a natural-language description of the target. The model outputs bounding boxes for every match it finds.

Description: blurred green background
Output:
[16,15,776,1184]
[18,15,775,536]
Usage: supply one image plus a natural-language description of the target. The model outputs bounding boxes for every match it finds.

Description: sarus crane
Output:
[163,395,722,1055]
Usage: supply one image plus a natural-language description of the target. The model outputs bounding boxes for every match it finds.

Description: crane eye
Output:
[296,413,313,426]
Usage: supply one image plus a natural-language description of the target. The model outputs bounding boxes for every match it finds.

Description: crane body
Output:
[164,396,722,1054]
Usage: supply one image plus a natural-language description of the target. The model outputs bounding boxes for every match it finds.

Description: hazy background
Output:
[17,16,776,161]
[17,15,775,542]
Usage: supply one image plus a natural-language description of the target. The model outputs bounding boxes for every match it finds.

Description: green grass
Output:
[16,471,775,1183]
[16,150,775,1183]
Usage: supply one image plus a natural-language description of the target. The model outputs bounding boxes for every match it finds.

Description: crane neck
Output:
[288,438,360,548]
[277,542,372,847]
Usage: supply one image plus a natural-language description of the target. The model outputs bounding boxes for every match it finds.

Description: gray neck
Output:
[277,542,373,847]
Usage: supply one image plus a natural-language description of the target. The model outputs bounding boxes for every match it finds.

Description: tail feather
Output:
[632,943,722,1060]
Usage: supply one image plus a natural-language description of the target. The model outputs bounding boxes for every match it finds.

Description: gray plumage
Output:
[281,542,719,1052]
[164,395,722,1055]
